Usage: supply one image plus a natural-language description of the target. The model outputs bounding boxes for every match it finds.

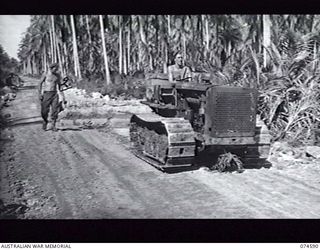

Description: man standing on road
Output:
[168,52,192,82]
[38,63,62,131]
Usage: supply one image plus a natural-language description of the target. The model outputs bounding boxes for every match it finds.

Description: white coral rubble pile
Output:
[63,88,107,108]
[62,88,152,115]
[269,141,320,169]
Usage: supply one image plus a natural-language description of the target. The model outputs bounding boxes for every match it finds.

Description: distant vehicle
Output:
[5,73,23,89]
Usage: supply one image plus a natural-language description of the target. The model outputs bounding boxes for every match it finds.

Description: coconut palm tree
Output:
[99,15,111,85]
[70,15,81,79]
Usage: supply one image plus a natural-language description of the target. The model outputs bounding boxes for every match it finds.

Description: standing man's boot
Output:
[52,120,58,132]
[42,121,47,131]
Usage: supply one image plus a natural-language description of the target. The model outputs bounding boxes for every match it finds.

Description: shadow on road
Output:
[7,116,41,124]
[5,116,43,128]
[0,137,14,142]
[0,199,28,219]
[58,127,82,131]
[18,86,38,90]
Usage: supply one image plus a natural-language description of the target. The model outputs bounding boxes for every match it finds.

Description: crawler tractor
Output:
[129,74,271,172]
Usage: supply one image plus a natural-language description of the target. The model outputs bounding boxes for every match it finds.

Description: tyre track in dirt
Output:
[211,172,313,218]
[226,171,319,218]
[58,133,142,218]
[189,171,288,218]
[255,170,320,217]
[69,130,257,218]
[12,126,77,218]
[2,129,63,218]
[265,170,320,193]
[190,167,320,218]
[43,131,128,218]
[65,131,205,218]
[257,169,320,199]
[35,134,90,218]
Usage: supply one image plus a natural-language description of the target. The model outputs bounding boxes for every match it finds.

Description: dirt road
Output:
[1,77,320,219]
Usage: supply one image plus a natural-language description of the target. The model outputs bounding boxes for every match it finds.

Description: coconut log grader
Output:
[129,74,271,172]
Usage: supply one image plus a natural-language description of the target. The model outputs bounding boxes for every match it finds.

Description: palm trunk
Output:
[85,16,94,73]
[163,42,168,74]
[149,54,153,71]
[119,16,123,74]
[256,15,262,54]
[123,41,128,75]
[58,20,67,75]
[99,15,111,85]
[197,15,202,42]
[59,28,67,75]
[53,18,64,76]
[33,55,38,75]
[139,16,147,45]
[205,15,210,52]
[42,46,44,72]
[28,57,31,75]
[70,15,77,77]
[85,15,92,44]
[60,44,67,75]
[123,28,128,75]
[138,15,148,70]
[183,33,186,57]
[138,41,142,70]
[43,45,47,72]
[63,43,69,74]
[36,55,40,75]
[201,15,205,47]
[167,15,171,37]
[215,19,219,45]
[70,15,82,79]
[56,43,64,76]
[33,56,36,75]
[51,15,57,63]
[62,15,70,74]
[27,57,32,74]
[32,55,35,75]
[23,61,26,75]
[80,15,84,27]
[127,28,131,72]
[159,15,168,74]
[227,41,231,57]
[49,29,54,63]
[262,14,271,68]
